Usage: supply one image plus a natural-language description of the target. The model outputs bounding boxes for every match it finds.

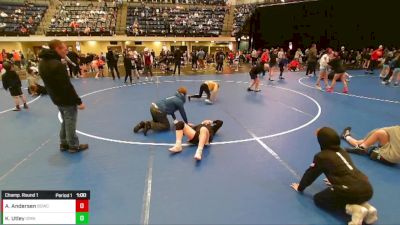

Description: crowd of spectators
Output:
[232,4,256,37]
[128,0,227,5]
[46,1,118,36]
[126,6,226,36]
[0,1,47,36]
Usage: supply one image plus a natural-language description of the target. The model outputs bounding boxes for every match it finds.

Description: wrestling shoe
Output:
[346,204,368,225]
[345,146,369,155]
[315,85,322,91]
[254,89,261,92]
[381,81,389,85]
[205,99,213,104]
[269,78,274,81]
[326,87,333,93]
[68,144,89,153]
[60,144,69,152]
[361,202,378,225]
[279,76,285,80]
[341,127,352,140]
[247,88,253,92]
[23,103,29,109]
[394,82,399,86]
[134,121,146,133]
[143,122,151,136]
[13,105,21,111]
[188,96,191,102]
[343,87,349,94]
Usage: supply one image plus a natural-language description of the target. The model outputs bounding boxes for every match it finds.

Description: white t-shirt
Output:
[320,54,330,68]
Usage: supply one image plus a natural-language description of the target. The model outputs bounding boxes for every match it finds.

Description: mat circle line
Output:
[57,79,322,146]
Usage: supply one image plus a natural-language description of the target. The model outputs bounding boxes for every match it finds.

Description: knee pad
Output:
[175,121,185,130]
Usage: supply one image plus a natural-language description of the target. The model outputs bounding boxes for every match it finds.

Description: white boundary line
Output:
[0,95,42,114]
[0,138,51,183]
[57,79,322,146]
[140,153,154,225]
[298,77,400,104]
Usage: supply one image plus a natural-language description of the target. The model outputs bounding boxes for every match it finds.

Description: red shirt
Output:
[261,52,269,63]
[144,54,152,66]
[371,49,383,61]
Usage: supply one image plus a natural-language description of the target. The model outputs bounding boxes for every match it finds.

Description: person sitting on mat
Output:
[291,127,378,225]
[169,119,223,161]
[341,126,400,165]
[134,87,189,136]
[188,80,220,104]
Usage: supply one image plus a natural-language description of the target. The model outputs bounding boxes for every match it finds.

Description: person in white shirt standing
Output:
[316,48,333,91]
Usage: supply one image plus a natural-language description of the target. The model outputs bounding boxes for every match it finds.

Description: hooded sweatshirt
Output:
[155,92,188,123]
[38,49,82,106]
[298,127,373,197]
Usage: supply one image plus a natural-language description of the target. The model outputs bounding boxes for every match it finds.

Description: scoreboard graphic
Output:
[1,191,90,224]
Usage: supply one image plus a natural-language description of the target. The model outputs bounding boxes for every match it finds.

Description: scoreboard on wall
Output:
[1,191,90,224]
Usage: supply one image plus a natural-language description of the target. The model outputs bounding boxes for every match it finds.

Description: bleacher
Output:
[46,2,117,36]
[232,4,256,37]
[126,6,226,37]
[0,2,47,36]
[128,0,226,6]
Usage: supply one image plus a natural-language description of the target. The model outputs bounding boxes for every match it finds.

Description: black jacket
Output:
[174,49,182,63]
[2,70,22,90]
[67,51,79,64]
[38,49,82,106]
[298,127,373,197]
[106,50,117,65]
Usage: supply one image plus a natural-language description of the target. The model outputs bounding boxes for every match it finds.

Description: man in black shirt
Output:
[39,40,88,153]
[66,47,80,78]
[173,48,182,76]
[106,49,120,80]
[291,127,377,225]
[247,63,268,92]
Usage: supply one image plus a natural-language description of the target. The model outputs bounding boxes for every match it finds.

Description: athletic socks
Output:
[346,204,368,225]
[194,147,203,161]
[169,141,183,153]
[361,202,378,224]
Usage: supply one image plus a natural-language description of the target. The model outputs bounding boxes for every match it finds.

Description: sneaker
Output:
[188,96,191,102]
[143,122,151,136]
[60,144,69,152]
[247,88,253,92]
[394,83,399,87]
[346,204,368,225]
[13,106,21,111]
[341,127,352,140]
[133,121,145,133]
[68,144,89,153]
[343,87,349,94]
[381,81,389,85]
[205,99,213,104]
[279,76,285,80]
[23,103,29,109]
[315,85,322,91]
[326,87,333,93]
[345,146,368,155]
[269,78,274,81]
[145,77,149,81]
[254,89,261,92]
[361,202,378,225]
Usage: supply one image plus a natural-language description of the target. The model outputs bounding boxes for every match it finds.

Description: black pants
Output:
[216,62,223,72]
[306,61,317,75]
[367,60,378,72]
[190,83,211,100]
[174,62,181,75]
[314,188,372,212]
[68,65,79,77]
[192,60,197,69]
[109,64,120,80]
[279,62,285,77]
[124,67,132,83]
[148,105,170,131]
